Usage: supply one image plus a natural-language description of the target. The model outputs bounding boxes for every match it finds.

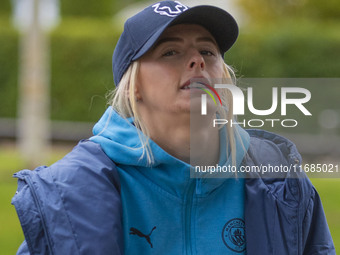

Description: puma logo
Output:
[129,226,157,248]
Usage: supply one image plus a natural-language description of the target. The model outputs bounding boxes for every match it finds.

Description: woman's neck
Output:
[141,111,219,166]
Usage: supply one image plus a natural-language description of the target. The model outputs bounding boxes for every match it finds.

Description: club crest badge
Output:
[152,1,188,17]
[222,218,246,253]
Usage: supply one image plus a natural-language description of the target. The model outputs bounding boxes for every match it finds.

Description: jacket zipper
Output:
[15,174,55,255]
[185,180,195,255]
[185,177,203,255]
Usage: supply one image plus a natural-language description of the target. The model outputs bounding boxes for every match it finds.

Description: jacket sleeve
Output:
[12,140,123,255]
[302,186,335,254]
[12,168,53,255]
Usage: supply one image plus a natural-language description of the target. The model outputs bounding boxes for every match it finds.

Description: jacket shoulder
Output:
[50,139,120,190]
[244,130,335,254]
[247,129,301,167]
[244,129,311,205]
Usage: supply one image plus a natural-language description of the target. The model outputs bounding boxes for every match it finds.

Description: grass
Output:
[0,182,24,253]
[310,178,340,251]
[0,145,339,254]
[0,148,25,254]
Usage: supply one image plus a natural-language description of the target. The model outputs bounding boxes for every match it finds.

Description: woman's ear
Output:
[135,83,142,102]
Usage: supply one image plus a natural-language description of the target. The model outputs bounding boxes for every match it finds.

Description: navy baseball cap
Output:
[112,0,239,86]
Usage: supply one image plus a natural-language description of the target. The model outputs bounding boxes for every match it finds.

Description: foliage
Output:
[226,19,340,78]
[3,0,124,18]
[0,17,19,118]
[59,0,152,17]
[239,0,340,23]
[0,0,11,17]
[60,0,116,17]
[50,18,121,121]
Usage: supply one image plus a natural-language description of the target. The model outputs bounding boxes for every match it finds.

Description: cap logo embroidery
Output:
[152,1,188,17]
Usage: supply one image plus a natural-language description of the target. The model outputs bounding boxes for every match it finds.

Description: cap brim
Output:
[133,5,238,60]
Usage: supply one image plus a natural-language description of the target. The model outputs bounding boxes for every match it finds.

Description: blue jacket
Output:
[12,114,335,254]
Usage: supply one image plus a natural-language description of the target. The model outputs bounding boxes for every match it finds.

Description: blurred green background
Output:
[1,0,339,253]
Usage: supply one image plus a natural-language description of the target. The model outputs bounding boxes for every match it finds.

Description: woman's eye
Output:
[200,50,214,56]
[163,50,177,57]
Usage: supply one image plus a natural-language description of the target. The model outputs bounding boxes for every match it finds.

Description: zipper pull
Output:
[196,178,202,195]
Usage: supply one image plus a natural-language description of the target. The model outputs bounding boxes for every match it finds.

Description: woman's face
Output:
[136,24,224,116]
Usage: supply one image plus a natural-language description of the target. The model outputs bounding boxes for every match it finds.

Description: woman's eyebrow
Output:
[153,37,183,49]
[196,36,217,45]
[152,36,217,51]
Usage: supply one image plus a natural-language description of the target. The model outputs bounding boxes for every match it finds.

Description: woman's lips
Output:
[180,80,191,89]
[180,78,210,90]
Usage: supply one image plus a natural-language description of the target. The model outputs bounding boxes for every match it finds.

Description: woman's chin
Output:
[189,96,203,114]
[190,97,217,116]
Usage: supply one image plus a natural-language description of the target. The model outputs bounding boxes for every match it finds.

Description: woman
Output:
[12,1,335,254]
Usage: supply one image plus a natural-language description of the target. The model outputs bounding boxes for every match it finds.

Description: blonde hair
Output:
[109,61,154,163]
[109,58,240,166]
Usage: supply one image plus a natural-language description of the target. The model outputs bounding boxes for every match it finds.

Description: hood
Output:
[90,107,191,168]
[90,107,250,196]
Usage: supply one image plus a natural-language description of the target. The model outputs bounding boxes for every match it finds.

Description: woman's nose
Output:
[187,50,205,70]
